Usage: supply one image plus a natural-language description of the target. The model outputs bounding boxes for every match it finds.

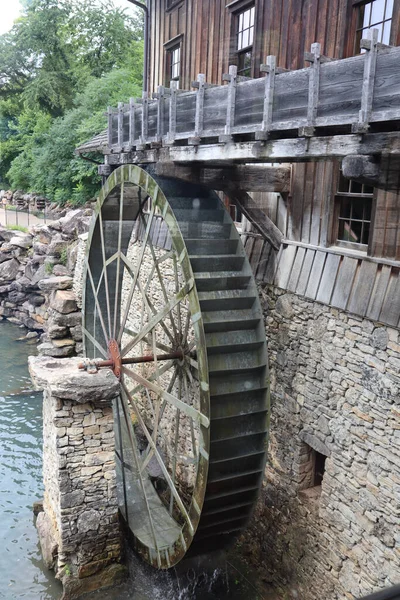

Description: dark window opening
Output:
[298,442,327,492]
[355,0,394,51]
[313,451,327,487]
[334,171,374,250]
[236,6,255,76]
[165,44,181,88]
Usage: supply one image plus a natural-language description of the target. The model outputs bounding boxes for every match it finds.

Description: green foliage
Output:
[6,224,29,233]
[0,0,143,202]
[59,247,68,266]
[45,262,54,275]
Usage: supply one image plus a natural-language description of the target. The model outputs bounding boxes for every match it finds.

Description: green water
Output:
[0,321,273,600]
[0,321,62,599]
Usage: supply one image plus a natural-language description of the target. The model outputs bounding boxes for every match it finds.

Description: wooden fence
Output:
[107,31,400,154]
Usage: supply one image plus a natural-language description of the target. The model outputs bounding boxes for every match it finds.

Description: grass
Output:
[6,224,29,233]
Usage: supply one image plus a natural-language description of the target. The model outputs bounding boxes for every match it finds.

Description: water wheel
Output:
[82,164,269,568]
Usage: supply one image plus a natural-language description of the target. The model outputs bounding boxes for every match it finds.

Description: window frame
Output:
[345,0,400,56]
[228,0,257,78]
[165,0,183,12]
[164,35,183,88]
[330,166,376,253]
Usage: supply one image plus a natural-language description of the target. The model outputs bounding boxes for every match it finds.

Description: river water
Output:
[0,321,275,600]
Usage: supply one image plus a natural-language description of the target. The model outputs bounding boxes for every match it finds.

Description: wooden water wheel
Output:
[82,164,269,568]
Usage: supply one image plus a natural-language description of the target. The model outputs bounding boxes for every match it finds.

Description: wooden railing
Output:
[107,30,400,154]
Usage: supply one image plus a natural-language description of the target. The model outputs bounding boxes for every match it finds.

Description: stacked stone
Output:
[29,356,125,600]
[239,285,400,600]
[0,208,92,355]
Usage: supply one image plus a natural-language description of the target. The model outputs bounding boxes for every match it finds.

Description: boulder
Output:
[50,290,77,314]
[52,264,71,277]
[48,325,69,339]
[0,258,20,282]
[28,294,45,307]
[37,342,75,358]
[51,310,82,328]
[36,512,58,570]
[9,235,32,249]
[38,276,73,292]
[59,209,90,237]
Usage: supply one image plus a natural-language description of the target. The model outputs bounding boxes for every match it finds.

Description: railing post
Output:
[352,28,379,134]
[166,80,178,145]
[300,43,322,137]
[256,55,276,141]
[129,97,136,148]
[140,91,149,146]
[156,85,166,143]
[189,74,206,146]
[220,65,237,143]
[107,107,113,148]
[117,102,124,150]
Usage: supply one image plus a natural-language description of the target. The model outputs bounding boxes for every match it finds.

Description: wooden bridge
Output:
[80,31,400,169]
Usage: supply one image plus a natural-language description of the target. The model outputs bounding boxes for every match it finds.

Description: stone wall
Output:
[239,284,400,600]
[0,208,91,356]
[29,357,126,600]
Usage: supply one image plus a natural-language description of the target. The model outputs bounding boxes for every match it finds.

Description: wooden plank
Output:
[256,241,271,281]
[347,260,378,317]
[296,248,316,296]
[379,269,400,326]
[330,256,358,310]
[250,238,265,275]
[300,43,322,136]
[287,246,306,292]
[366,265,392,321]
[316,252,341,305]
[264,246,282,285]
[274,244,297,289]
[305,250,327,300]
[256,56,276,139]
[353,29,379,134]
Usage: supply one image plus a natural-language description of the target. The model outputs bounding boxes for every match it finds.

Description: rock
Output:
[28,294,45,307]
[60,489,85,509]
[32,499,44,515]
[9,235,32,249]
[36,511,58,570]
[299,430,331,457]
[50,290,78,314]
[77,509,101,533]
[48,325,69,339]
[30,265,47,286]
[0,227,25,242]
[38,276,73,292]
[61,563,127,600]
[70,325,83,342]
[0,258,20,282]
[37,342,75,358]
[33,241,48,255]
[51,310,82,328]
[26,331,39,339]
[59,209,90,237]
[52,338,75,348]
[371,327,388,350]
[53,264,71,277]
[275,294,294,318]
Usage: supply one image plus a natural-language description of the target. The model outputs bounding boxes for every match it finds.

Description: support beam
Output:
[230,190,284,250]
[342,154,400,191]
[154,164,291,193]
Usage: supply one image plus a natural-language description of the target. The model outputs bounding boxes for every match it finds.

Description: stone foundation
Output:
[29,357,126,599]
[239,284,400,600]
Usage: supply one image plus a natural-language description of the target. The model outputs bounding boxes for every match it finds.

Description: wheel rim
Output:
[83,165,269,569]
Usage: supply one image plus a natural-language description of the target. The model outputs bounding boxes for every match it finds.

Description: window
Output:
[333,171,374,250]
[236,6,255,76]
[165,43,181,88]
[166,0,183,10]
[298,443,327,493]
[355,0,394,50]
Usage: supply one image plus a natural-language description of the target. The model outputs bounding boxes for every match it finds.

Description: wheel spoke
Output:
[173,252,182,339]
[137,280,176,346]
[118,204,156,343]
[82,326,108,358]
[112,182,125,339]
[170,374,182,515]
[98,210,112,340]
[183,374,198,460]
[122,366,209,427]
[119,388,161,560]
[121,380,195,535]
[85,261,109,348]
[120,279,194,357]
[123,327,173,354]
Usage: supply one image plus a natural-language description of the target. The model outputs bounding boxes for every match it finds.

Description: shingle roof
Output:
[75,130,108,154]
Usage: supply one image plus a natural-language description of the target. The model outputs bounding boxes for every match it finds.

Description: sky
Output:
[0,0,139,35]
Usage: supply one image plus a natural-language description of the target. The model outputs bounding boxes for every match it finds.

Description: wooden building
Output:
[76,1,400,598]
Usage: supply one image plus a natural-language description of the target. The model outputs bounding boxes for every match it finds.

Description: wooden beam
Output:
[154,164,291,193]
[231,190,284,250]
[342,154,400,191]
[105,131,400,164]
